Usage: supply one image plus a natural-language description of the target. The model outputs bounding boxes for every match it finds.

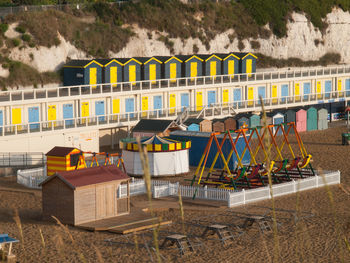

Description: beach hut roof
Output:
[198,54,222,61]
[216,53,240,60]
[184,118,204,126]
[176,54,204,62]
[132,119,174,133]
[233,52,258,59]
[64,59,103,68]
[95,58,124,66]
[46,146,78,157]
[123,57,143,65]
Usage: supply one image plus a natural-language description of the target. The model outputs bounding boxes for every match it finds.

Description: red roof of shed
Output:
[46,146,79,157]
[40,165,129,189]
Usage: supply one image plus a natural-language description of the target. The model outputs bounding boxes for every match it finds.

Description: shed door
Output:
[169,94,176,114]
[181,93,189,111]
[196,91,203,111]
[272,85,277,104]
[112,99,120,114]
[110,66,117,87]
[274,116,284,135]
[295,83,300,101]
[346,79,350,96]
[338,79,342,91]
[317,81,322,99]
[307,109,317,131]
[246,59,252,76]
[247,87,254,106]
[223,89,229,106]
[96,186,107,219]
[89,68,97,88]
[0,110,3,133]
[63,104,73,126]
[207,91,216,106]
[325,80,332,99]
[281,84,288,102]
[81,102,89,117]
[190,62,197,79]
[258,86,265,105]
[149,64,156,83]
[153,95,162,114]
[12,108,21,125]
[228,60,234,76]
[28,106,39,130]
[129,65,136,84]
[125,98,135,118]
[210,61,216,79]
[233,88,241,107]
[95,101,105,122]
[303,82,311,100]
[48,105,56,127]
[170,63,177,82]
[141,96,148,117]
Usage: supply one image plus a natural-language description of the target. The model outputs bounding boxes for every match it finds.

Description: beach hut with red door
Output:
[296,109,307,132]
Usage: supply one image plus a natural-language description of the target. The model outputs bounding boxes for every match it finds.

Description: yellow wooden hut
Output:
[46,146,86,176]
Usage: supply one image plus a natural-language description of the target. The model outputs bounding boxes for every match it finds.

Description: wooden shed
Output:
[307,107,318,131]
[200,54,222,79]
[217,53,240,76]
[123,58,142,84]
[212,119,225,133]
[178,55,203,80]
[234,52,257,75]
[63,59,103,87]
[96,58,124,86]
[156,56,183,82]
[184,118,212,132]
[46,146,86,176]
[296,109,307,132]
[248,114,260,129]
[140,57,162,83]
[224,117,236,131]
[318,108,328,130]
[40,165,130,226]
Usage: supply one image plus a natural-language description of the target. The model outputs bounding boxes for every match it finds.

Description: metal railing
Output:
[0,152,45,167]
[1,64,350,105]
[0,89,349,137]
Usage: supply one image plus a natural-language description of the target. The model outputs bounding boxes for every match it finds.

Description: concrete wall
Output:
[0,128,99,153]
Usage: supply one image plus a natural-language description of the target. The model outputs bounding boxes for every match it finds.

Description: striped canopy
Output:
[120,135,191,152]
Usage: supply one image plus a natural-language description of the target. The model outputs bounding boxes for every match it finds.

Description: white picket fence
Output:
[16,167,340,208]
[227,171,341,207]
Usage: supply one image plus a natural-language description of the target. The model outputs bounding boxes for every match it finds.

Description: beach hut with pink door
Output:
[296,109,307,132]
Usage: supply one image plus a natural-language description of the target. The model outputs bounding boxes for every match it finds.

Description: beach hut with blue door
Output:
[281,84,289,103]
[307,107,317,131]
[123,58,142,83]
[140,57,162,83]
[324,80,332,99]
[199,54,222,78]
[0,109,3,134]
[217,53,240,76]
[95,58,124,86]
[303,82,311,100]
[63,59,103,87]
[177,55,203,80]
[270,112,284,135]
[63,103,74,127]
[234,52,257,75]
[28,106,40,130]
[317,108,328,130]
[155,56,183,82]
[236,113,249,129]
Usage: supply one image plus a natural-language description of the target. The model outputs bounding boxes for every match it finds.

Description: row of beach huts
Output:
[63,52,257,86]
[184,106,328,133]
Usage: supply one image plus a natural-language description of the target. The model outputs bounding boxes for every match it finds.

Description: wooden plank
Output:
[108,220,172,235]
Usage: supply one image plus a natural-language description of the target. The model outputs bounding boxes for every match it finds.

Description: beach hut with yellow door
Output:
[178,55,203,80]
[217,53,240,77]
[234,52,257,75]
[140,57,162,83]
[155,56,183,82]
[123,58,142,84]
[199,54,222,79]
[63,59,103,87]
[96,58,124,86]
[46,146,86,176]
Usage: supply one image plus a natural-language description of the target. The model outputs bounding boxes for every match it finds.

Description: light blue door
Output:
[346,79,350,96]
[28,107,39,130]
[303,82,311,100]
[63,104,74,126]
[281,84,288,102]
[154,95,162,114]
[258,86,266,105]
[95,101,105,122]
[125,98,135,118]
[0,110,2,134]
[207,91,216,106]
[233,89,241,107]
[325,80,332,99]
[180,93,189,111]
[274,116,284,135]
